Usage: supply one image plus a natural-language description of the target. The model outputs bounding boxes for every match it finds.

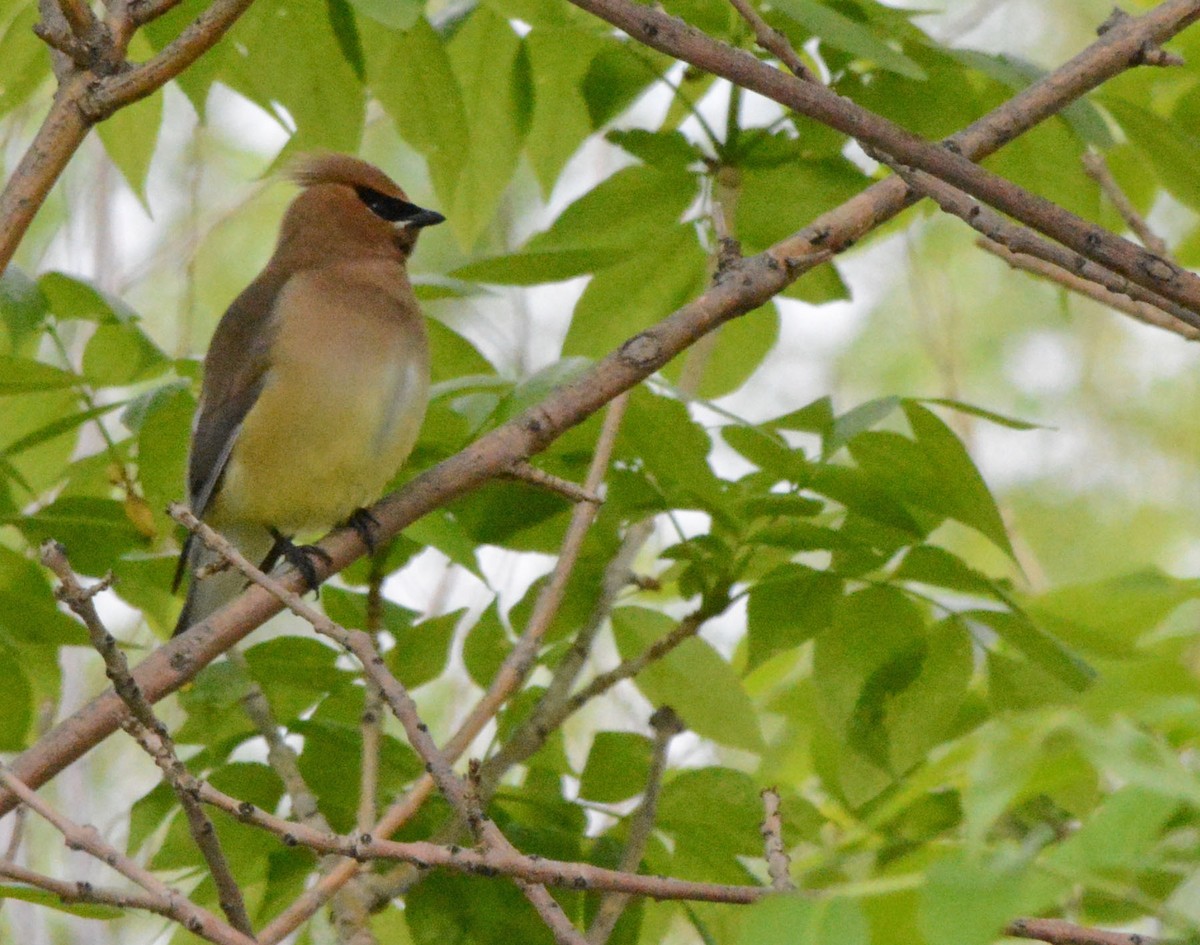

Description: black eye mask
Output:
[355,186,446,228]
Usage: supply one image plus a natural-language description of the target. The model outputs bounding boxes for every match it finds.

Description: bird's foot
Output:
[344,507,381,554]
[264,529,333,594]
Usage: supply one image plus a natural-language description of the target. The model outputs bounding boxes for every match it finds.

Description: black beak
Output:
[407,208,446,229]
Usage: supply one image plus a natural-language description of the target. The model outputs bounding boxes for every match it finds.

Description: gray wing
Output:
[173,271,285,596]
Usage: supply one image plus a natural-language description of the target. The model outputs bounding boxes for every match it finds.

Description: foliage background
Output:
[2,0,1200,942]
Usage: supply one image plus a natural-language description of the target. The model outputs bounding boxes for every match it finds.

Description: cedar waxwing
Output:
[172,153,445,636]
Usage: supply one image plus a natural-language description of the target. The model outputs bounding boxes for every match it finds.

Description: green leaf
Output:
[347,0,422,29]
[582,43,664,127]
[721,424,808,482]
[0,403,119,460]
[326,0,366,80]
[578,731,653,803]
[407,872,556,945]
[0,646,32,749]
[612,607,762,750]
[1101,96,1200,212]
[38,272,137,323]
[1023,570,1200,659]
[771,0,926,79]
[737,156,867,254]
[606,129,702,169]
[893,545,1002,599]
[462,604,511,688]
[657,767,762,882]
[526,165,698,254]
[747,563,841,670]
[525,28,602,193]
[446,9,530,248]
[0,546,87,647]
[738,895,869,945]
[1043,786,1178,877]
[916,398,1039,430]
[813,587,933,772]
[921,849,1064,945]
[663,303,781,399]
[368,17,468,208]
[0,885,121,920]
[562,225,708,358]
[82,322,168,386]
[0,266,48,354]
[95,37,163,203]
[965,609,1093,692]
[224,0,365,158]
[244,636,346,723]
[9,497,146,575]
[452,247,628,285]
[0,357,78,395]
[0,5,48,121]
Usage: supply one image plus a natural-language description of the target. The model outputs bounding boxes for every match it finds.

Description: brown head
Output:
[272,153,445,268]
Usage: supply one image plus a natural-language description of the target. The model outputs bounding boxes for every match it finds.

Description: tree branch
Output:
[977,238,1200,341]
[586,707,683,944]
[0,0,257,273]
[0,766,255,945]
[874,153,1200,332]
[39,541,254,937]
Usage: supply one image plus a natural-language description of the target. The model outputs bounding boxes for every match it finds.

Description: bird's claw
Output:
[264,529,333,595]
[345,507,381,554]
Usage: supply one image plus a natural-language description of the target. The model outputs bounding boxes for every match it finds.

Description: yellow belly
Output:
[214,345,427,535]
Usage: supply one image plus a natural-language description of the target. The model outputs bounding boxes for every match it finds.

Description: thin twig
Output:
[229,648,331,832]
[1097,8,1185,67]
[587,707,684,944]
[725,0,817,80]
[173,508,591,945]
[506,461,603,504]
[760,788,793,892]
[871,153,1200,331]
[564,610,712,716]
[1081,152,1170,256]
[977,238,1200,341]
[0,766,255,945]
[0,860,172,916]
[1007,918,1157,945]
[39,541,255,937]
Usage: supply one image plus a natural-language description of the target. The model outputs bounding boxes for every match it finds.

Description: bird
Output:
[172,153,445,636]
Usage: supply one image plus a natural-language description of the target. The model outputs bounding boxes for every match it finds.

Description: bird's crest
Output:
[288,153,407,199]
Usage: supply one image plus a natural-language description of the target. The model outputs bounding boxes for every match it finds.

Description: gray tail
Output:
[173,524,273,636]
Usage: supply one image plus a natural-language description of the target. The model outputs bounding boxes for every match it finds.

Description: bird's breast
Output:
[215,271,430,534]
